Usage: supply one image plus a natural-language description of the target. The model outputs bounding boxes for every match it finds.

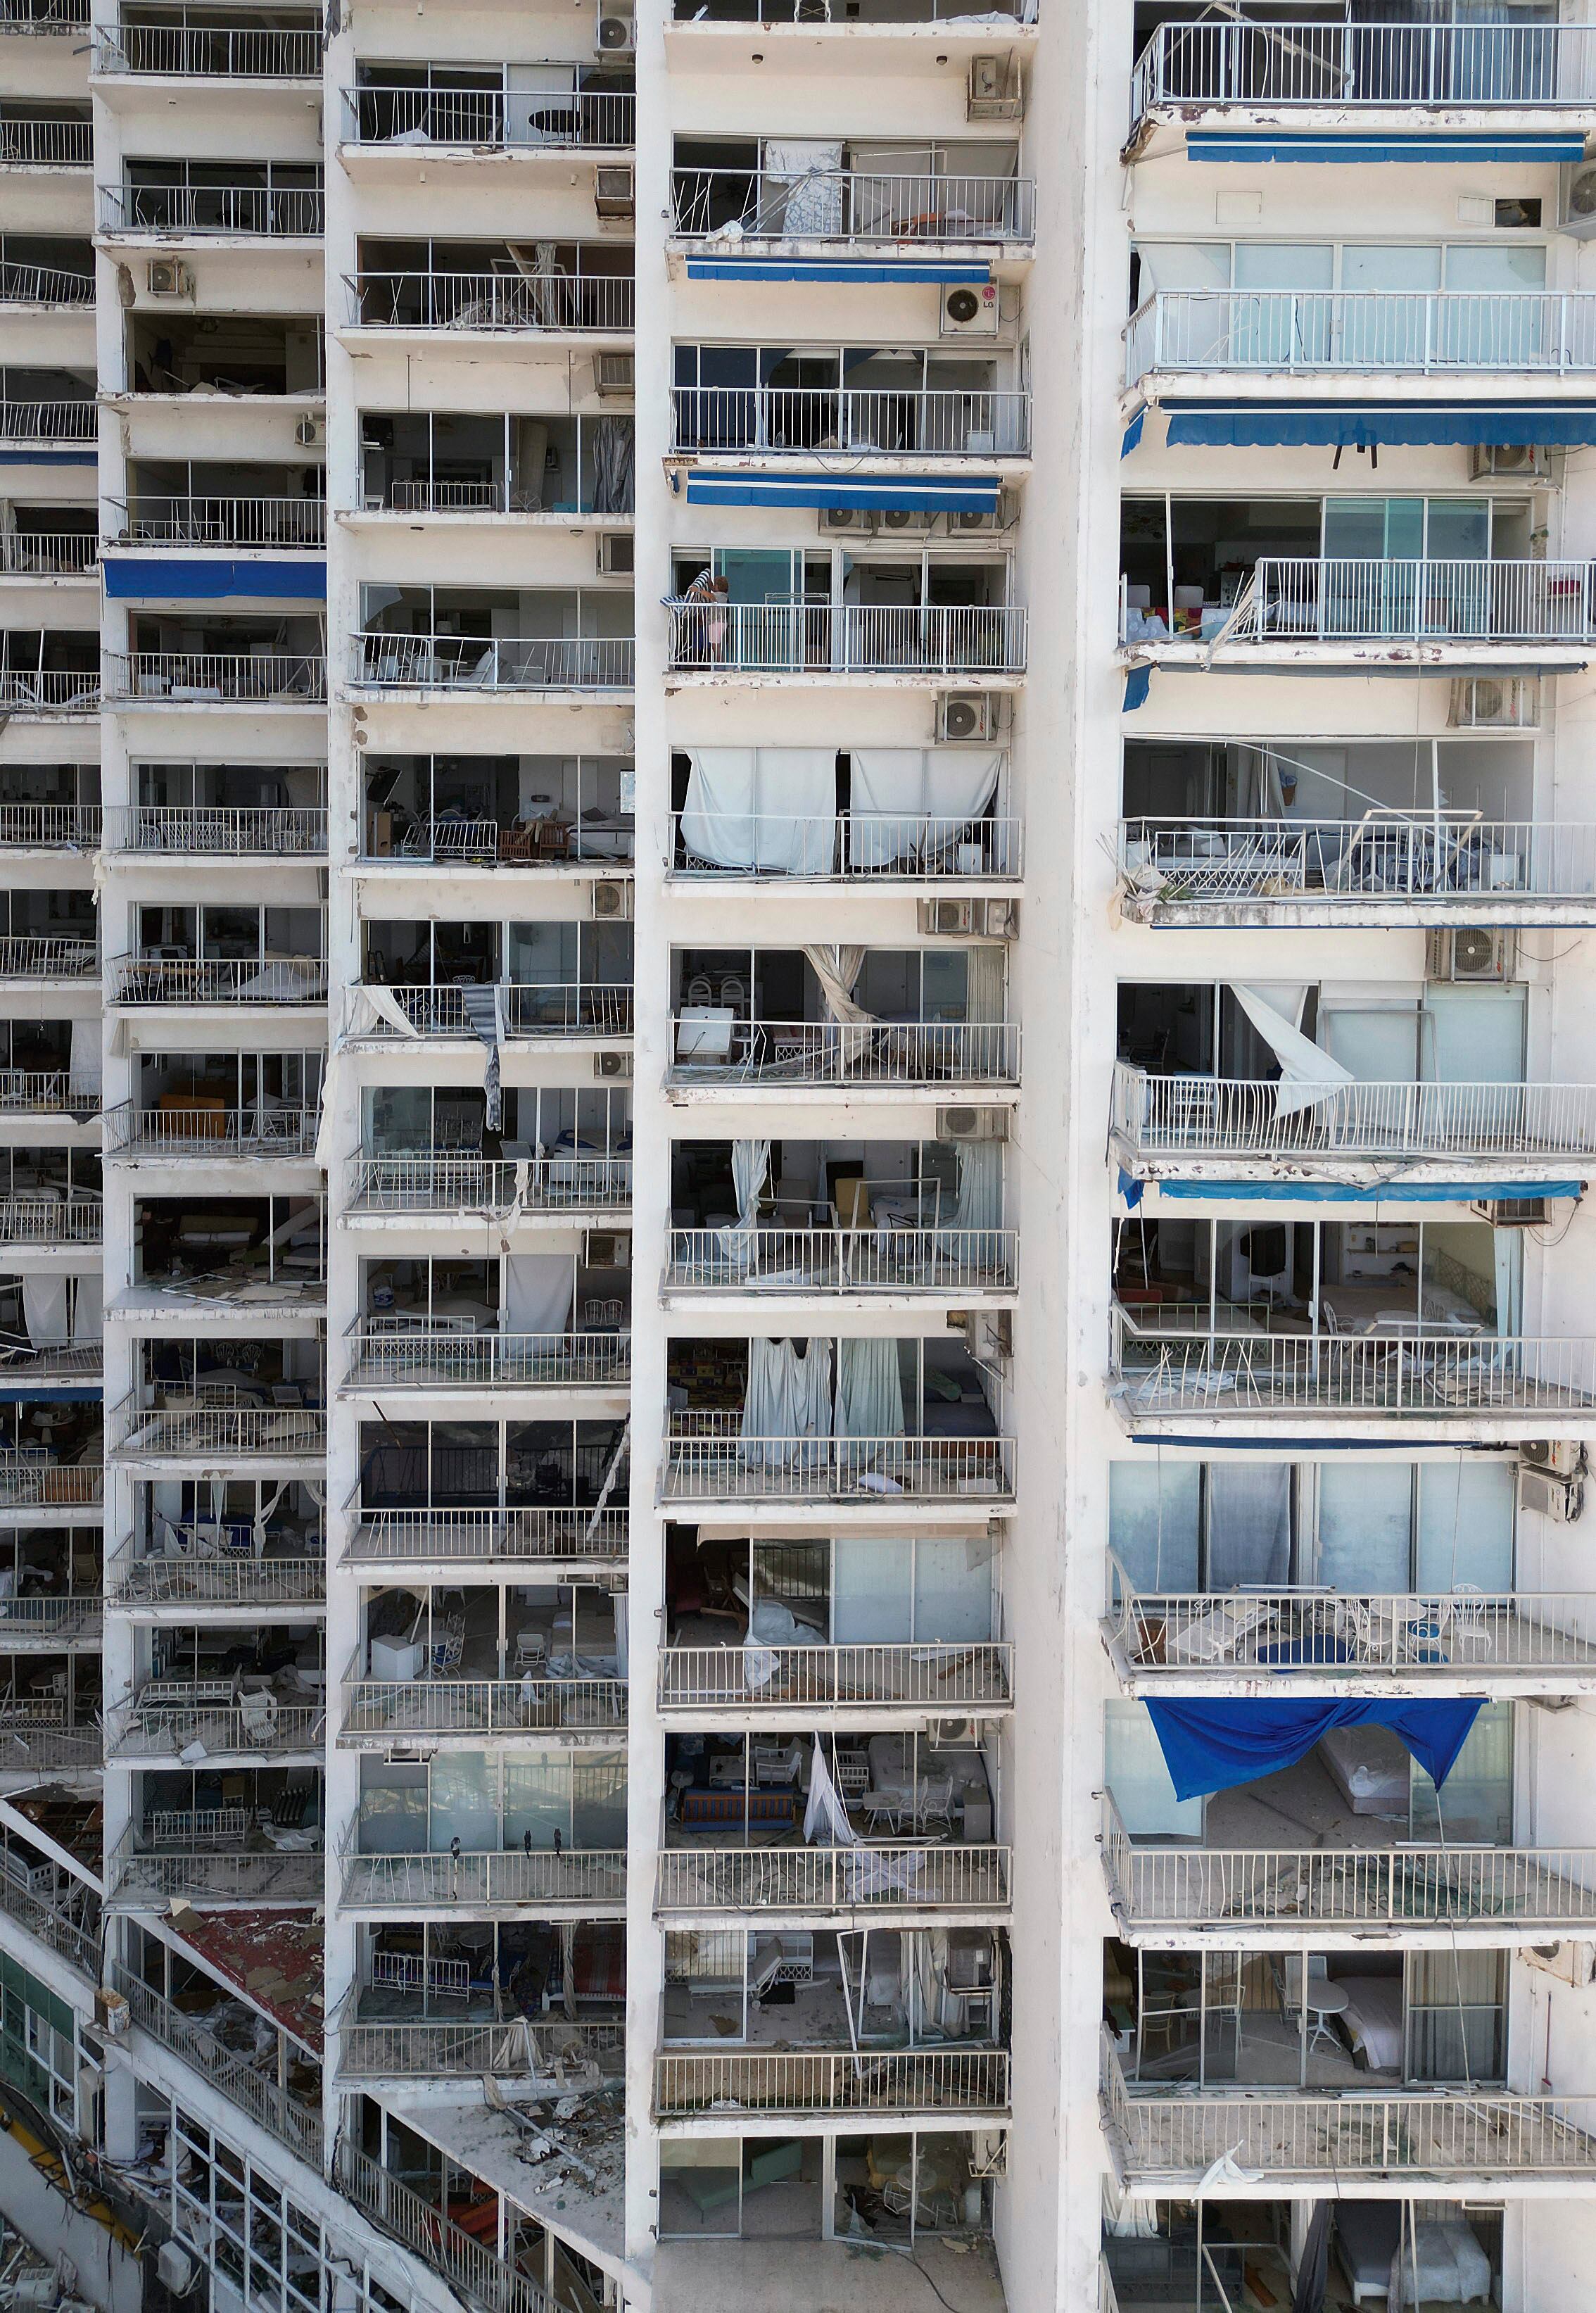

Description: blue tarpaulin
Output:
[103,557,327,602]
[1146,1696,1484,1802]
[1164,399,1596,450]
[685,257,990,285]
[1187,130,1585,165]
[1121,408,1146,458]
[1151,1177,1583,1204]
[0,450,96,467]
[1123,667,1151,713]
[682,472,1000,512]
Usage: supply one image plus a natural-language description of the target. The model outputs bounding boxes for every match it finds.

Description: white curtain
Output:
[22,1273,67,1348]
[1205,1461,1291,1589]
[351,985,422,1040]
[834,1336,904,1440]
[69,1269,101,1345]
[761,139,844,234]
[68,1017,100,1095]
[965,946,1006,1024]
[1493,1230,1521,1340]
[503,1254,574,1337]
[1231,983,1354,1120]
[803,945,870,1023]
[804,1735,859,1846]
[742,1338,833,1463]
[680,747,836,874]
[955,1141,1003,1232]
[849,747,1003,869]
[312,1047,343,1172]
[716,1139,770,1278]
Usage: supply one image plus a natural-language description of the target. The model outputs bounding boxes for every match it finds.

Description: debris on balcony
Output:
[167,1907,324,2052]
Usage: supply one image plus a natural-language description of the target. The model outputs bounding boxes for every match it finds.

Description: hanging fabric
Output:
[1229,984,1355,1120]
[350,985,422,1040]
[741,1338,833,1465]
[68,1017,100,1096]
[68,1270,101,1347]
[503,1254,574,1337]
[717,1140,770,1278]
[833,1335,905,1439]
[459,985,502,1132]
[847,746,1003,870]
[681,747,837,874]
[965,945,1006,1024]
[802,943,873,1071]
[591,417,634,515]
[1146,1696,1483,1803]
[803,1734,859,1846]
[21,1273,67,1349]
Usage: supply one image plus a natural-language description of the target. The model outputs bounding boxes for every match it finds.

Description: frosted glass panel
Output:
[505,1752,571,1848]
[1416,1460,1514,1591]
[1411,1699,1512,1844]
[358,1760,426,1853]
[1139,242,1231,291]
[1105,1701,1204,1838]
[1320,1007,1419,1080]
[1341,244,1440,291]
[1233,243,1334,291]
[834,1536,912,1641]
[574,1751,627,1846]
[1316,1462,1412,1587]
[1109,1461,1201,1593]
[430,1751,497,1851]
[913,1535,994,1641]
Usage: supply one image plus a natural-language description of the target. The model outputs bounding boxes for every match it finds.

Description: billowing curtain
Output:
[503,1254,574,1337]
[741,1337,832,1466]
[834,1335,905,1440]
[68,1016,100,1095]
[804,1735,859,1846]
[803,943,873,1071]
[848,746,1003,869]
[21,1273,67,1348]
[1205,1461,1291,1589]
[716,1139,770,1278]
[1230,983,1354,1120]
[681,747,836,874]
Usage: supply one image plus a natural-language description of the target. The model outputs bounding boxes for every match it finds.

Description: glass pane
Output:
[1411,1698,1513,1842]
[1105,1701,1205,1837]
[1232,243,1334,291]
[357,1760,426,1853]
[504,1752,570,1848]
[1421,1221,1500,1329]
[660,2139,742,2239]
[1315,1462,1412,1588]
[1416,1461,1514,1592]
[1444,243,1545,291]
[835,1536,912,1641]
[913,1534,994,1642]
[1138,242,1231,292]
[1425,499,1491,560]
[429,1751,497,1851]
[1322,498,1395,560]
[1109,1461,1201,1594]
[1341,244,1441,291]
[573,1751,627,1846]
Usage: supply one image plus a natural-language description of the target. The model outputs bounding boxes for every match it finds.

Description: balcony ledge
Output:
[337,508,634,533]
[1118,637,1592,674]
[1128,103,1596,158]
[667,448,1031,478]
[334,322,634,359]
[93,225,322,252]
[108,1286,327,1330]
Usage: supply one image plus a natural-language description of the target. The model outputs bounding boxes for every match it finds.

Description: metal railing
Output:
[342,84,635,150]
[0,1,90,31]
[656,1843,1011,1915]
[671,386,1031,458]
[103,804,327,855]
[109,1827,322,1908]
[1117,815,1596,909]
[104,650,327,702]
[671,169,1034,244]
[1131,19,1596,117]
[0,1720,99,1772]
[659,1639,1011,1708]
[1203,558,1596,648]
[1128,290,1596,382]
[0,1593,99,1639]
[346,1326,631,1390]
[0,1340,98,1382]
[669,809,1022,880]
[353,983,633,1039]
[348,631,634,691]
[0,532,95,576]
[101,1101,319,1157]
[0,804,99,848]
[663,1425,1015,1504]
[0,402,94,444]
[109,1392,327,1462]
[0,1849,96,1977]
[0,1073,98,1118]
[0,1455,100,1508]
[348,1152,631,1215]
[106,1698,324,1760]
[665,600,1027,675]
[655,2047,1009,2119]
[348,1506,627,1565]
[0,1196,99,1243]
[1111,1308,1596,1419]
[339,2009,624,2081]
[665,1225,1016,1294]
[0,263,91,306]
[341,1848,627,1910]
[1111,1064,1596,1165]
[94,23,322,77]
[107,1552,325,1608]
[108,497,327,550]
[672,0,1029,17]
[345,272,635,334]
[113,1965,322,2166]
[0,118,89,168]
[109,955,327,1005]
[100,182,324,236]
[0,669,99,711]
[668,1017,1019,1087]
[342,1674,626,1739]
[0,935,96,978]
[337,2143,552,2313]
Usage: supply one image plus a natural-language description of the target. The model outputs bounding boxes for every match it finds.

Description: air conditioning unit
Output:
[1470,1195,1549,1228]
[597,2,635,53]
[590,878,632,919]
[918,897,1018,938]
[875,505,937,536]
[1426,926,1516,984]
[597,531,633,576]
[296,414,327,449]
[953,1307,1013,1375]
[1469,442,1550,481]
[1523,1437,1585,1480]
[1519,1466,1585,1524]
[967,53,1024,120]
[1448,673,1539,729]
[820,505,873,534]
[595,353,635,399]
[585,1230,631,1267]
[595,165,635,220]
[156,2245,198,2298]
[937,692,999,743]
[146,258,193,298]
[1559,159,1596,236]
[94,1987,129,2037]
[938,1105,1008,1143]
[594,1050,632,1080]
[944,503,1007,536]
[941,281,1000,339]
[1524,1940,1596,1984]
[970,2129,1008,2181]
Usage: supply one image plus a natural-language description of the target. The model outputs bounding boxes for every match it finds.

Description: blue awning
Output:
[1151,1176,1583,1204]
[1146,1697,1483,1803]
[682,472,999,512]
[1121,408,1146,458]
[685,257,991,285]
[1123,667,1152,713]
[1187,130,1586,165]
[0,449,96,467]
[1164,398,1596,450]
[102,556,327,602]
[0,1385,101,1406]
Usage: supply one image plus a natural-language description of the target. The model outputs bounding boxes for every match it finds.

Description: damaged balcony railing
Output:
[0,1340,99,1384]
[0,1715,99,1772]
[346,1506,627,1567]
[108,1390,327,1462]
[0,1841,97,1977]
[654,1844,1012,1917]
[112,1965,322,2167]
[344,272,635,334]
[1127,291,1596,383]
[654,2047,1010,2120]
[668,1017,1018,1088]
[345,1323,631,1390]
[670,386,1032,458]
[665,600,1027,676]
[671,170,1035,244]
[0,118,90,167]
[0,1196,99,1244]
[105,1691,325,1761]
[0,1593,99,1640]
[103,805,327,855]
[101,1101,319,1157]
[0,1073,98,1118]
[1,1,90,31]
[107,1822,322,1908]
[0,668,98,711]
[0,532,96,574]
[0,263,91,305]
[1110,1064,1596,1166]
[348,1152,632,1215]
[667,810,1023,880]
[104,651,327,702]
[109,956,327,1005]
[336,2143,555,2313]
[1174,559,1596,649]
[106,1544,325,1610]
[1110,1309,1596,1420]
[0,401,94,442]
[107,498,327,550]
[0,936,95,978]
[0,1453,100,1508]
[663,1420,1015,1504]
[98,183,324,236]
[337,2001,626,2084]
[341,84,636,150]
[664,1226,1017,1294]
[1129,18,1596,118]
[339,1847,627,1910]
[1117,816,1596,911]
[341,1670,628,1739]
[658,1639,1013,1710]
[348,632,634,691]
[350,983,633,1038]
[94,23,322,77]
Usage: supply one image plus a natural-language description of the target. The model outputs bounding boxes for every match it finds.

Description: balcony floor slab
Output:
[654,2238,1006,2313]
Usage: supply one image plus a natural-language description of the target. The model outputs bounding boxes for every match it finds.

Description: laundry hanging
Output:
[1145,1696,1483,1803]
[1229,983,1355,1121]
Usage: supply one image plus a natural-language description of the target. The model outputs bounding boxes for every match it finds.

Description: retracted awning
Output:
[681,472,1000,512]
[102,556,327,602]
[1148,1177,1584,1204]
[684,256,991,285]
[0,1385,101,1405]
[1163,398,1596,450]
[0,450,96,467]
[1187,130,1586,165]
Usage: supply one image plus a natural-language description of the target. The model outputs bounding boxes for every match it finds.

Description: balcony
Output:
[655,2048,1009,2126]
[0,1,90,32]
[0,401,95,447]
[0,667,99,714]
[670,168,1034,251]
[104,651,327,704]
[654,1842,1011,1926]
[102,804,327,857]
[0,533,96,577]
[108,1387,327,1467]
[664,1225,1016,1303]
[0,1453,101,1513]
[665,601,1026,680]
[107,498,327,550]
[0,1074,98,1121]
[0,935,95,981]
[109,956,327,1007]
[339,1847,626,1915]
[0,263,92,310]
[671,386,1032,461]
[343,271,634,338]
[667,809,1020,883]
[671,0,1031,19]
[93,18,322,80]
[101,1102,318,1160]
[0,805,99,851]
[664,1420,1015,1510]
[0,1195,99,1245]
[348,1152,631,1219]
[0,1713,98,1775]
[348,631,633,695]
[106,1682,325,1763]
[344,1323,631,1395]
[107,1821,322,1910]
[340,83,636,153]
[0,1341,99,1389]
[336,2145,553,2313]
[337,2001,626,2088]
[341,1669,626,1744]
[111,1964,322,2169]
[0,1829,97,1979]
[659,1640,1012,1720]
[0,116,90,169]
[106,1544,325,1613]
[669,1019,1018,1092]
[0,1592,99,1647]
[99,182,324,239]
[348,982,632,1042]
[346,1505,627,1575]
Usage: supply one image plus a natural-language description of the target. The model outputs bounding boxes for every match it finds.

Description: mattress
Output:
[1336,2201,1401,2297]
[1393,2220,1493,2308]
[1336,1974,1404,2073]
[1316,1724,1411,1816]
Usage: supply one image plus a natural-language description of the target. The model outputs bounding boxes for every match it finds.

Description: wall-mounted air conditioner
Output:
[585,1230,630,1267]
[941,282,1000,339]
[1519,1466,1585,1524]
[1559,160,1596,235]
[595,165,635,220]
[1524,1940,1596,1984]
[597,532,633,576]
[918,897,1018,938]
[595,353,634,399]
[1448,673,1538,729]
[1471,1196,1548,1228]
[874,505,937,537]
[146,258,193,297]
[1425,926,1516,984]
[296,415,327,449]
[937,692,999,742]
[597,2,635,54]
[937,1106,1008,1143]
[594,1050,632,1079]
[590,878,632,920]
[1469,442,1549,481]
[967,54,1024,120]
[820,506,872,534]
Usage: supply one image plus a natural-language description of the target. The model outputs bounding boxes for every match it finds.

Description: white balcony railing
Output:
[108,497,327,549]
[671,386,1031,458]
[1127,290,1596,382]
[1110,1064,1596,1167]
[668,809,1022,880]
[110,1391,327,1463]
[0,1,91,33]
[99,183,324,236]
[1131,19,1596,118]
[108,1551,325,1609]
[0,1073,97,1118]
[106,1697,325,1760]
[341,1848,626,1909]
[0,263,91,306]
[337,2145,552,2313]
[347,1506,626,1566]
[655,2047,1009,2119]
[0,532,94,576]
[1112,1309,1596,1421]
[345,271,634,334]
[0,1718,99,1772]
[351,983,633,1039]
[94,22,322,77]
[0,805,99,849]
[110,955,327,1005]
[0,935,96,978]
[668,1017,1018,1087]
[348,631,633,691]
[1118,815,1596,912]
[348,1152,631,1215]
[663,1423,1015,1504]
[0,1340,98,1383]
[0,1454,100,1508]
[0,669,99,711]
[113,1965,322,2167]
[665,600,1027,675]
[0,118,90,167]
[341,1675,627,1739]
[339,2009,624,2082]
[103,805,327,855]
[1176,559,1596,649]
[341,84,636,150]
[659,1639,1012,1708]
[110,1841,322,1908]
[665,1225,1016,1294]
[0,1197,99,1244]
[105,650,327,702]
[0,401,95,443]
[101,1102,318,1158]
[0,1593,99,1639]
[655,1843,1011,1916]
[346,1324,631,1391]
[671,169,1035,244]
[0,1846,96,1979]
